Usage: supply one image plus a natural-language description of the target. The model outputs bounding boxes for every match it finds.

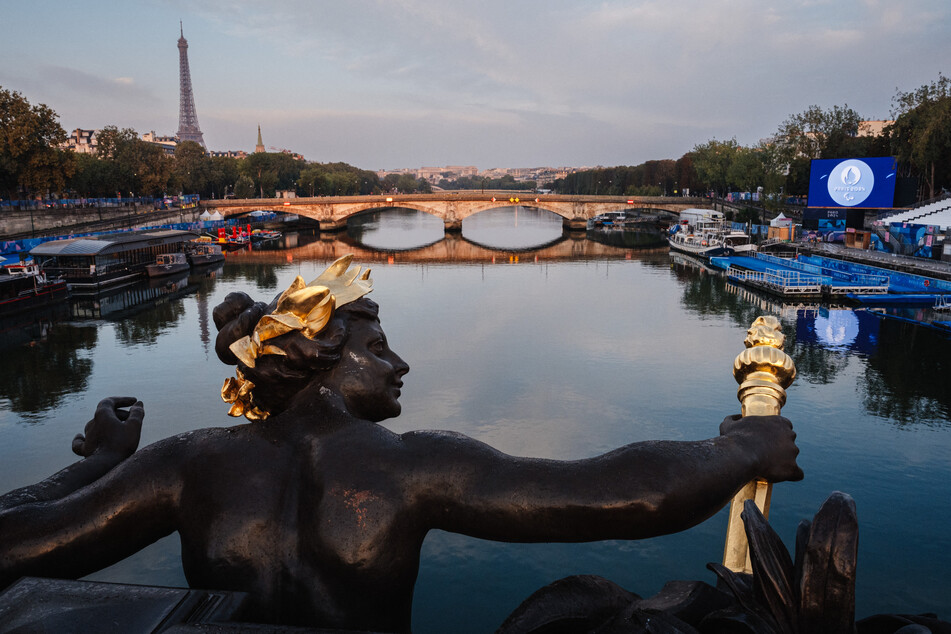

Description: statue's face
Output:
[326,319,409,422]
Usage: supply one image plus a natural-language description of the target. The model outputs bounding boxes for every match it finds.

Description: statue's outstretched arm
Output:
[0,431,181,588]
[0,397,144,512]
[403,414,801,542]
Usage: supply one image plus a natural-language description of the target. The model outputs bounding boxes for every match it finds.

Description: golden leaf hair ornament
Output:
[222,255,372,420]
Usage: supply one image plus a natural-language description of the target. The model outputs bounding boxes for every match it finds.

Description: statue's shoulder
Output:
[138,425,253,459]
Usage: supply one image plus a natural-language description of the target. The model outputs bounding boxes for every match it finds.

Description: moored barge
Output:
[29,229,200,292]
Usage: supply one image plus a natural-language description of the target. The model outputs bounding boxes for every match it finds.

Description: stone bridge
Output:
[202,193,710,232]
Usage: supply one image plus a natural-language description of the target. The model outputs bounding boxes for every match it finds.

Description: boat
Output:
[210,227,251,251]
[0,258,69,316]
[250,229,282,244]
[185,241,225,266]
[29,229,201,291]
[146,252,190,278]
[667,209,756,259]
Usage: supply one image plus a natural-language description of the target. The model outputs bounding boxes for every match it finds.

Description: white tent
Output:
[770,213,792,227]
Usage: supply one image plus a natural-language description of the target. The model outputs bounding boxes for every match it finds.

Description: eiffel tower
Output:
[176,22,206,148]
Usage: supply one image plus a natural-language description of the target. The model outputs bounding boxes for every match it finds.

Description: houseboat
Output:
[668,209,756,259]
[185,240,226,266]
[146,252,190,278]
[0,258,69,317]
[29,229,200,291]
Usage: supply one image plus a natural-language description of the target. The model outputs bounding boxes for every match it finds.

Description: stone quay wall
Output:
[0,206,199,240]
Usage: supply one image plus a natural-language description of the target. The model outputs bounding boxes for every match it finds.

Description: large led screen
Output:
[807,157,897,208]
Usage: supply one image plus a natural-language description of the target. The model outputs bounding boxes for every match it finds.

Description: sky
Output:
[1,0,948,172]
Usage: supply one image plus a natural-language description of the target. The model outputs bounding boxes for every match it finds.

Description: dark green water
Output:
[1,207,949,632]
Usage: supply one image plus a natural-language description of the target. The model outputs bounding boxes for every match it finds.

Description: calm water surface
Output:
[1,207,949,632]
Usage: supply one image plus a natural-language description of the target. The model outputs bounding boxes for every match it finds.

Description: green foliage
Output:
[692,138,738,196]
[90,126,171,197]
[208,156,240,199]
[293,161,380,196]
[774,104,862,163]
[549,160,693,196]
[0,86,74,198]
[888,73,951,199]
[437,174,534,191]
[233,174,256,198]
[172,141,210,195]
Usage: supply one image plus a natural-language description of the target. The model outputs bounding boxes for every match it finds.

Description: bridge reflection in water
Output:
[227,207,668,267]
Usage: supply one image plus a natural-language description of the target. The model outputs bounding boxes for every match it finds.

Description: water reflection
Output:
[0,321,98,417]
[346,206,569,252]
[862,317,951,426]
[462,206,564,250]
[670,253,951,427]
[71,273,198,321]
[347,207,444,250]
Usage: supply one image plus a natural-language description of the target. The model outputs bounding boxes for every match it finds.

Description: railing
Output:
[727,266,824,295]
[755,252,889,291]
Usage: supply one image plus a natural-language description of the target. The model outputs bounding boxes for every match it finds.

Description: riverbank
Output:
[0,205,202,240]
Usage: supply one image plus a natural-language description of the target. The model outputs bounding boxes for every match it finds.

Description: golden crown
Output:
[221,254,372,420]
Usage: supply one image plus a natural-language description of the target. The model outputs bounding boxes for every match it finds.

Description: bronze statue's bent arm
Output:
[0,435,183,587]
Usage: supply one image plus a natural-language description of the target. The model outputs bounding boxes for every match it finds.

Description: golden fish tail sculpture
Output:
[722,315,797,573]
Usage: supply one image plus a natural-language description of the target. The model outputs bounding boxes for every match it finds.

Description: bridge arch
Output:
[203,194,710,232]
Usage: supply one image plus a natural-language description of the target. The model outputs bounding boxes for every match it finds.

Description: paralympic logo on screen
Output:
[827,159,874,206]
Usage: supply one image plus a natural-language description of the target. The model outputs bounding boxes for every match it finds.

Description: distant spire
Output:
[180,20,183,38]
[255,124,265,153]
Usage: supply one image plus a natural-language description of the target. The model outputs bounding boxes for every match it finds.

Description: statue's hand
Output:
[720,414,803,483]
[72,397,144,460]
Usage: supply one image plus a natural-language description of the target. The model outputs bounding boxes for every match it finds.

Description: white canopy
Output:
[770,213,792,226]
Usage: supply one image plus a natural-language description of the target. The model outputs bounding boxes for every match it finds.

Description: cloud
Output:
[3,0,949,167]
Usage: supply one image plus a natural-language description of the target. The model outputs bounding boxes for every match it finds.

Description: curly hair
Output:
[213,291,380,416]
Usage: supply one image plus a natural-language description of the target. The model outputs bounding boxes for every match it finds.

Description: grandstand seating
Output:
[878,198,951,228]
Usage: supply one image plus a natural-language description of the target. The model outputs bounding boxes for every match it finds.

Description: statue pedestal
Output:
[0,577,247,633]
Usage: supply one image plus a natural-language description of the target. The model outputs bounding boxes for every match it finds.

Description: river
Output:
[1,207,949,632]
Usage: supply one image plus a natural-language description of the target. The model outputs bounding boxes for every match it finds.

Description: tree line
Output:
[3,74,949,204]
[0,86,431,202]
[549,74,951,204]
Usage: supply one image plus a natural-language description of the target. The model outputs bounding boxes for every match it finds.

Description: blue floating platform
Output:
[846,293,947,306]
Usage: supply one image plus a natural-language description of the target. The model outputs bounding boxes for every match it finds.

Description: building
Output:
[858,120,893,137]
[142,131,178,156]
[63,129,98,154]
[209,150,249,159]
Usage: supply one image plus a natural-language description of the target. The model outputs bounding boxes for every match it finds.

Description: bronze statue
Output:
[0,256,802,633]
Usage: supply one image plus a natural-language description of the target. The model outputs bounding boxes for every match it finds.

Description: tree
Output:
[69,153,116,197]
[0,86,74,199]
[172,141,210,195]
[773,104,862,164]
[208,156,240,199]
[727,146,765,195]
[233,174,256,199]
[889,73,951,200]
[94,126,174,198]
[94,126,139,197]
[692,138,738,196]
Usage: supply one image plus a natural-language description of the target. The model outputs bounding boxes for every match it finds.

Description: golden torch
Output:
[722,315,797,573]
